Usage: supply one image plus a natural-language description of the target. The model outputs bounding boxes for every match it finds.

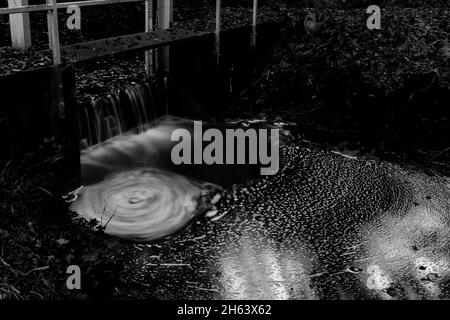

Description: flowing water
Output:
[108,136,449,300]
[78,80,162,148]
[70,115,450,299]
[72,116,279,241]
[73,23,281,242]
[70,22,450,299]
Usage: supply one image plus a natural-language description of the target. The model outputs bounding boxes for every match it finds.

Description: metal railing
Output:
[1,0,258,66]
[1,0,258,123]
[1,0,163,65]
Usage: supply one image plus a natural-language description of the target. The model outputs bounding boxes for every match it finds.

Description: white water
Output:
[70,167,205,242]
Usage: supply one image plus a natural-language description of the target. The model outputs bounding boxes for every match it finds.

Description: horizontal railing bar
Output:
[0,4,49,14]
[0,0,145,15]
[57,0,145,9]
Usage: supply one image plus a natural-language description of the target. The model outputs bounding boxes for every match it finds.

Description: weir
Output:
[0,0,265,190]
[77,22,281,184]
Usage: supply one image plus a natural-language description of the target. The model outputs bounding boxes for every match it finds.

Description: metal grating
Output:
[57,28,208,63]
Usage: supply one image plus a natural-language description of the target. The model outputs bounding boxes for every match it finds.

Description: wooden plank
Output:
[8,0,32,50]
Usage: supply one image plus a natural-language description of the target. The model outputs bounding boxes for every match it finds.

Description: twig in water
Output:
[194,287,219,292]
[280,106,322,119]
[0,257,11,268]
[36,186,53,198]
[103,206,118,230]
[428,146,450,162]
[0,287,21,300]
[29,291,44,299]
[100,201,107,227]
[239,70,270,98]
[0,160,11,182]
[159,263,191,267]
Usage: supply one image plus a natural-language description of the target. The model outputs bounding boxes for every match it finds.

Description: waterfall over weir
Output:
[78,78,167,149]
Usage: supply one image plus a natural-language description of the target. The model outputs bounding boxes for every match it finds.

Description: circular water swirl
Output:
[70,168,205,242]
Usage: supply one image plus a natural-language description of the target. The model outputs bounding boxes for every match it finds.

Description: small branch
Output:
[29,291,44,299]
[103,206,118,229]
[1,257,49,276]
[0,257,11,268]
[429,146,450,162]
[23,266,50,276]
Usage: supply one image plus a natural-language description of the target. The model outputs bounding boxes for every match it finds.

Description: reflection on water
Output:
[219,232,317,300]
[70,109,450,299]
[357,194,450,299]
[111,137,450,300]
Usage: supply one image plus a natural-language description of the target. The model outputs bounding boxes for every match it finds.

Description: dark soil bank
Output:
[235,5,450,174]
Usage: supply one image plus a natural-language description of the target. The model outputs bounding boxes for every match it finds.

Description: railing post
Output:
[157,0,172,30]
[215,0,221,36]
[46,0,61,65]
[45,0,65,120]
[145,0,154,77]
[251,0,258,46]
[8,0,32,50]
[215,0,221,64]
[157,0,172,74]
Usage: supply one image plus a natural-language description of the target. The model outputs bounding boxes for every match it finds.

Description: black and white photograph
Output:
[0,0,449,308]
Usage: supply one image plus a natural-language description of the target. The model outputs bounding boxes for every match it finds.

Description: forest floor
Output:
[235,5,450,176]
[1,2,449,299]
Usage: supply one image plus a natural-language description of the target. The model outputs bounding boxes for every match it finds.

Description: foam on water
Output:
[70,167,206,242]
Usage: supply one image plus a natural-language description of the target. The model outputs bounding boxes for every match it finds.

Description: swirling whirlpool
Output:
[70,168,209,242]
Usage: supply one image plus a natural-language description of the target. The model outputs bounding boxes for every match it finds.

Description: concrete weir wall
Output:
[0,65,80,192]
